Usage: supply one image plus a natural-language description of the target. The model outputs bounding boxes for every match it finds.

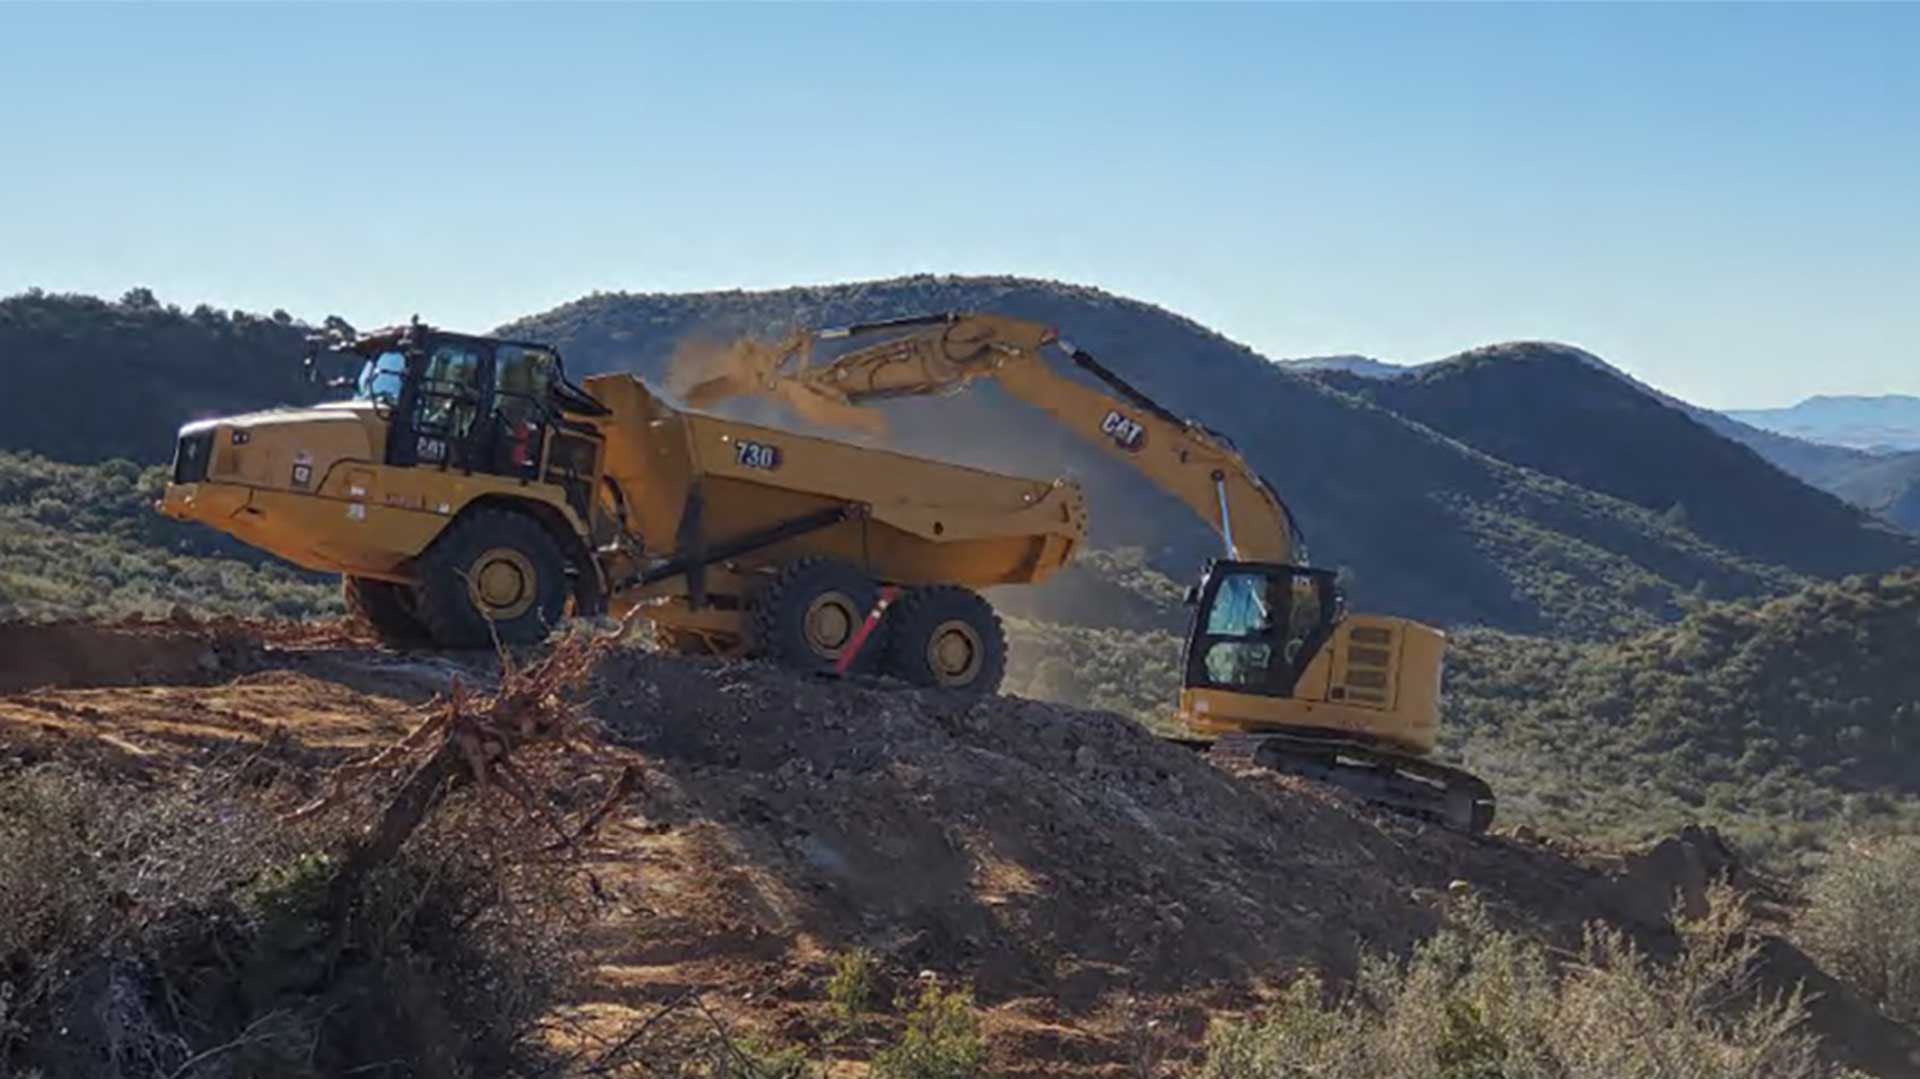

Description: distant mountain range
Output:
[1281,348,1920,533]
[1728,395,1920,453]
[1273,354,1408,379]
[1308,343,1912,580]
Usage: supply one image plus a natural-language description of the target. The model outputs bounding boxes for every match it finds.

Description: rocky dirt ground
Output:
[1,618,1916,1077]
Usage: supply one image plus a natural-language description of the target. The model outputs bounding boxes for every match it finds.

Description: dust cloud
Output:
[667,332,890,437]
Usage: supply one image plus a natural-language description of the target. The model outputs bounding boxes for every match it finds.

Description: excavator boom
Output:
[682,313,1304,563]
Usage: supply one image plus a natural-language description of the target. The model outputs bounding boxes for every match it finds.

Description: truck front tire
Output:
[342,575,429,645]
[414,508,570,649]
[884,586,1006,695]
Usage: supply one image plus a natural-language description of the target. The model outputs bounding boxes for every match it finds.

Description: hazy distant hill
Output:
[1822,452,1920,531]
[1274,354,1411,379]
[1730,394,1920,453]
[1312,342,1919,579]
[504,275,1839,638]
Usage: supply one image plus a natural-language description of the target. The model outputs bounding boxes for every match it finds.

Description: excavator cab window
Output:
[1183,562,1339,697]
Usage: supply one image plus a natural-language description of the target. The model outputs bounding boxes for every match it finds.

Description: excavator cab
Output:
[1183,561,1340,697]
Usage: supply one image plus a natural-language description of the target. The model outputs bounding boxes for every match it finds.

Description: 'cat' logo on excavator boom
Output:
[1101,410,1147,452]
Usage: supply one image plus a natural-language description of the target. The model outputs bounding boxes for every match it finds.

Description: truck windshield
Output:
[357,350,407,405]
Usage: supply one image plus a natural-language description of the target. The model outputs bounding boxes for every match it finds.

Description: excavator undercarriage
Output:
[1204,731,1496,834]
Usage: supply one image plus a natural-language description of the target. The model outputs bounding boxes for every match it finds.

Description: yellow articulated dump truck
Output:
[159,319,1085,692]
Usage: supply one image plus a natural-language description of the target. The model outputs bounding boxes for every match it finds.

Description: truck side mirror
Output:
[1183,585,1201,606]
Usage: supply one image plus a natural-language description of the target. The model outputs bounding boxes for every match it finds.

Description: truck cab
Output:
[162,322,611,646]
[333,324,607,516]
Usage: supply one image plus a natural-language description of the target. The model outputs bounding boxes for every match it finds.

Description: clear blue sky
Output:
[2,3,1914,408]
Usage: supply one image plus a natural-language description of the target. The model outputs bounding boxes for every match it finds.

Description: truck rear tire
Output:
[342,575,429,645]
[751,558,885,675]
[884,586,1006,695]
[414,508,570,649]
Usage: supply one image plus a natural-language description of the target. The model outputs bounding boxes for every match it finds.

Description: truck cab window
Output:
[409,342,485,465]
[357,350,407,407]
[492,345,554,476]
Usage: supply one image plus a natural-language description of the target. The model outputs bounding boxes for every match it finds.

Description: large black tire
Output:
[413,508,570,649]
[750,558,886,675]
[883,585,1006,695]
[342,575,429,645]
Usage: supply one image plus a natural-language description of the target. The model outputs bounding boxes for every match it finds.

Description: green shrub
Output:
[0,766,580,1078]
[827,947,877,1027]
[1799,836,1920,1024]
[1196,889,1859,1079]
[871,978,986,1079]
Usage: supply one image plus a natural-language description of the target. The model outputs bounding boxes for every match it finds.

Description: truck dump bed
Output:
[587,373,1087,591]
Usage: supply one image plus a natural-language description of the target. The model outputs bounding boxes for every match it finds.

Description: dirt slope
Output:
[2,620,1915,1077]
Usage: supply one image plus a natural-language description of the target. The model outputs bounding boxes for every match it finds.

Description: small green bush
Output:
[871,978,986,1079]
[827,947,877,1026]
[1799,835,1920,1024]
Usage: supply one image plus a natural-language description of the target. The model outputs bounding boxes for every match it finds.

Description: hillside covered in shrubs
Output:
[1314,343,1918,578]
[1447,570,1920,859]
[0,452,335,620]
[0,289,326,466]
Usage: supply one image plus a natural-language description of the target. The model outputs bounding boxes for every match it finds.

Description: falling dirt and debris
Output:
[668,331,890,437]
[1,617,1916,1077]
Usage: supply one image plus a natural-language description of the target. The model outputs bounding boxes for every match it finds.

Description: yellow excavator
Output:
[682,312,1495,833]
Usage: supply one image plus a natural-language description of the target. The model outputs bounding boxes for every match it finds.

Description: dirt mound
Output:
[595,652,1439,1000]
[0,615,386,694]
[0,618,239,692]
[576,651,1920,1075]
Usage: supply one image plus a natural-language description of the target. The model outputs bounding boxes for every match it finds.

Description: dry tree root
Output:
[288,610,649,919]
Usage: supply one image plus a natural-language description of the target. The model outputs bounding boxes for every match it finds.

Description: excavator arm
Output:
[681,312,1305,564]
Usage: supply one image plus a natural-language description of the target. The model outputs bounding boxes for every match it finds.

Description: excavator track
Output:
[1206,732,1495,835]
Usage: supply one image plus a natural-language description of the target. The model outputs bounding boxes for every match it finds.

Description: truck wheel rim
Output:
[926,619,983,685]
[803,592,858,659]
[469,547,537,621]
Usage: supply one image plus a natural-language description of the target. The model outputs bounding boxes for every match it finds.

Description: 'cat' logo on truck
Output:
[1100,410,1147,452]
